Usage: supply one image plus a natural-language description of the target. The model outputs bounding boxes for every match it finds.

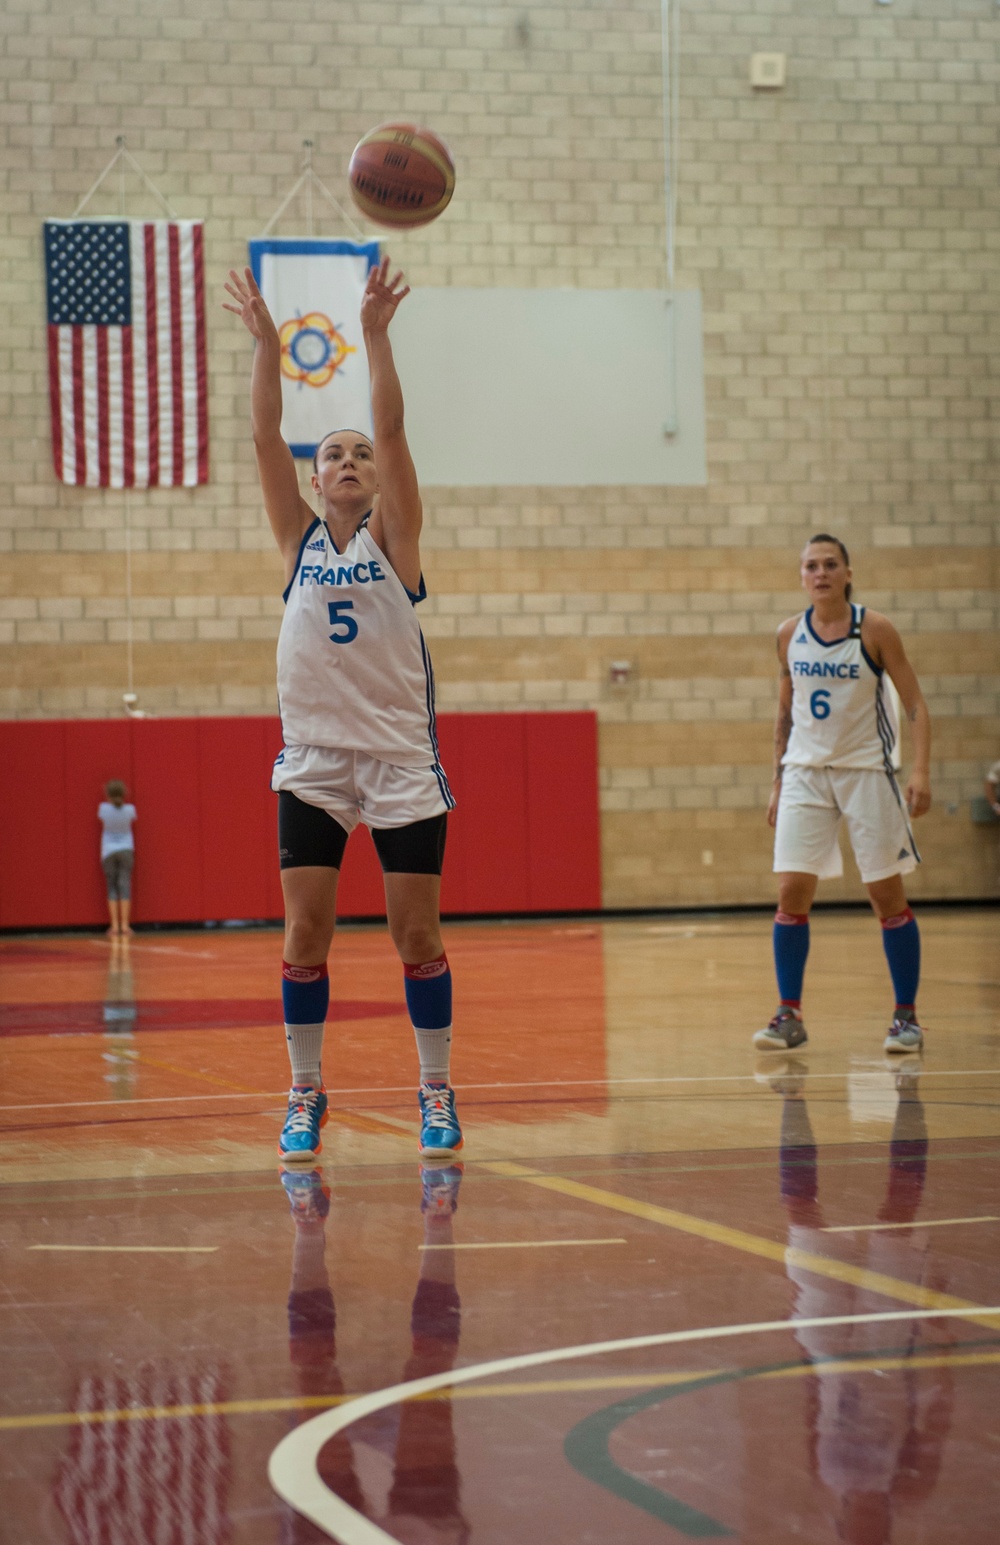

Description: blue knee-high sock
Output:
[404,954,453,1084]
[773,912,810,1008]
[282,961,329,1087]
[880,908,920,1015]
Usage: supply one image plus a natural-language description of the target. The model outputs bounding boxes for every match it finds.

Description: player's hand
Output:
[905,770,931,819]
[360,256,410,334]
[222,267,278,344]
[767,781,781,829]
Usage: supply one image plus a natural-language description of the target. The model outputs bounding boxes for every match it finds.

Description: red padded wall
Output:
[439,714,531,913]
[130,718,203,922]
[0,722,69,927]
[0,713,601,928]
[525,711,602,910]
[198,718,275,920]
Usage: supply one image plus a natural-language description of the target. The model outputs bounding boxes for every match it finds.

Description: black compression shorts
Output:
[278,791,448,875]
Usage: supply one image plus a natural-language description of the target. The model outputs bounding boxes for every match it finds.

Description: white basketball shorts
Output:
[271,744,454,835]
[773,764,919,884]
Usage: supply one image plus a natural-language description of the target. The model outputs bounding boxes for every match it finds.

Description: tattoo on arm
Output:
[774,703,792,773]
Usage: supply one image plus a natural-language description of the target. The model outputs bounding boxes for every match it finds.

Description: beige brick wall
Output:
[2,0,998,905]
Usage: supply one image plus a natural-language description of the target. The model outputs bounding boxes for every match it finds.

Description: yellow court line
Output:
[823,1215,1000,1234]
[28,1245,218,1254]
[129,1052,273,1098]
[0,1397,346,1433]
[419,1237,627,1252]
[5,1350,999,1434]
[482,1161,1000,1330]
[132,1061,413,1140]
[461,1349,1000,1401]
[267,1307,1000,1543]
[326,1110,415,1140]
[755,1350,1000,1382]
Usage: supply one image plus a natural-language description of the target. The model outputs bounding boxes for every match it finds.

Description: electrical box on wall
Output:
[750,52,786,89]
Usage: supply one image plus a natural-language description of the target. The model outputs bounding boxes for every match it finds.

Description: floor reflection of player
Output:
[101,935,138,1099]
[765,1062,955,1545]
[279,1165,469,1545]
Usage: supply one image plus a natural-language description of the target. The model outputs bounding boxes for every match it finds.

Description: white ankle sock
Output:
[413,1024,452,1085]
[285,1022,324,1088]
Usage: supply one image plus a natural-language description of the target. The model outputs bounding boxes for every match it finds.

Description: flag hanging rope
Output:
[116,150,136,704]
[660,0,681,437]
[71,136,178,222]
[261,140,369,240]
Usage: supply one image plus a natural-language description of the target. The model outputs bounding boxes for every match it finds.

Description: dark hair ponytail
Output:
[805,532,852,602]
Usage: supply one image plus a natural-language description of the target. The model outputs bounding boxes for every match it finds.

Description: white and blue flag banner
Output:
[248,238,380,460]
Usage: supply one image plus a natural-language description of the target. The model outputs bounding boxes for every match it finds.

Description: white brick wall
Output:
[1,0,998,900]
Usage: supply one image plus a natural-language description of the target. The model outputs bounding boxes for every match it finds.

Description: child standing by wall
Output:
[99,781,137,937]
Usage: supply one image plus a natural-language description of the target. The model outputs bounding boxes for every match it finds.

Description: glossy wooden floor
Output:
[2,909,999,1544]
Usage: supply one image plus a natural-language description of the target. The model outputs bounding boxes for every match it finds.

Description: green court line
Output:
[564,1337,1000,1539]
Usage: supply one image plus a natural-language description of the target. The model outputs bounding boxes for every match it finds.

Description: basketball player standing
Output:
[756,535,931,1054]
[224,258,462,1165]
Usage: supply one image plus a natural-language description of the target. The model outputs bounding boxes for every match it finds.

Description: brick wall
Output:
[2,0,998,905]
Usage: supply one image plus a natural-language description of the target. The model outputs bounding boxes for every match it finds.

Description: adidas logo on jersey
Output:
[306,539,325,551]
[897,848,910,861]
[796,633,807,642]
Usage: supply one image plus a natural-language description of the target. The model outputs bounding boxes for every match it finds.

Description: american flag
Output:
[44,219,209,488]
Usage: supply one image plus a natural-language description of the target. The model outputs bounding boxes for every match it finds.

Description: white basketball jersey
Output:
[276,515,442,767]
[783,604,897,772]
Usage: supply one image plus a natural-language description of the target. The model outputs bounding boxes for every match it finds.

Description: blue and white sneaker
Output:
[278,1085,329,1163]
[418,1082,463,1159]
[420,1161,464,1218]
[884,1016,924,1055]
[279,1165,331,1224]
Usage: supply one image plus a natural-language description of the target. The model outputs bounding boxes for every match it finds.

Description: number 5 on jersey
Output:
[328,600,358,643]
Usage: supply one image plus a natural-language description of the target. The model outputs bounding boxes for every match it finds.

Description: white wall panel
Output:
[391,289,706,487]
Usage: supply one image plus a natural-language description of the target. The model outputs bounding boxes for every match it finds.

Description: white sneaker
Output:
[753,1006,808,1051]
[883,1016,924,1054]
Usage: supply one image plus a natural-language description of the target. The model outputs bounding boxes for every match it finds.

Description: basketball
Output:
[347,122,455,228]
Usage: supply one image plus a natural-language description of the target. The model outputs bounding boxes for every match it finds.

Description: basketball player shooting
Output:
[223,258,462,1167]
[755,535,932,1056]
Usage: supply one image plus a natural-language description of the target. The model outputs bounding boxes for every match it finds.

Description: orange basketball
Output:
[348,123,455,229]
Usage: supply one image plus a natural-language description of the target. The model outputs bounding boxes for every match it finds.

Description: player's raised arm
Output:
[768,619,797,829]
[864,613,932,818]
[222,267,313,577]
[361,258,423,595]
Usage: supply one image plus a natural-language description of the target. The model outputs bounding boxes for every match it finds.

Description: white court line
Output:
[419,1237,627,1252]
[823,1215,1000,1234]
[28,1245,218,1254]
[2,1066,997,1115]
[268,1305,1000,1544]
[0,1092,279,1113]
